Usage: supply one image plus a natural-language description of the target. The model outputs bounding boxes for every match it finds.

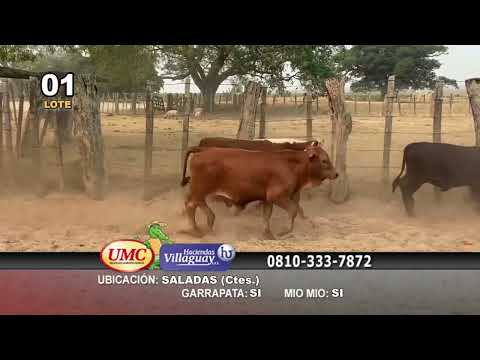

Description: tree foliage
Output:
[341,45,458,94]
[77,45,161,92]
[154,45,341,110]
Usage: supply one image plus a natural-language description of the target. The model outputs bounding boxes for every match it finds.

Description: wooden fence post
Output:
[368,93,371,115]
[325,78,352,204]
[8,83,17,128]
[16,82,24,159]
[54,110,65,193]
[430,93,434,117]
[0,92,3,174]
[233,94,238,110]
[28,78,42,195]
[306,88,313,140]
[283,95,286,104]
[73,74,107,200]
[144,83,154,201]
[465,78,480,147]
[259,87,267,139]
[398,96,402,116]
[382,75,395,185]
[294,94,297,106]
[413,94,416,116]
[237,81,262,140]
[449,93,453,114]
[181,77,191,176]
[3,81,14,158]
[316,96,319,112]
[114,92,120,114]
[432,80,444,202]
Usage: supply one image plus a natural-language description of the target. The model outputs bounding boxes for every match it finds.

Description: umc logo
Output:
[101,240,154,272]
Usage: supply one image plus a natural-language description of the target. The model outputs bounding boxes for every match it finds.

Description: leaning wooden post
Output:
[306,86,313,140]
[144,82,154,201]
[237,81,262,140]
[73,74,107,200]
[465,78,480,147]
[259,87,267,139]
[382,75,395,185]
[181,77,191,176]
[432,80,444,202]
[325,78,352,203]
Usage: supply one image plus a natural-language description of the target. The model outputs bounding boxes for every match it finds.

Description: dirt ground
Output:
[1,100,479,252]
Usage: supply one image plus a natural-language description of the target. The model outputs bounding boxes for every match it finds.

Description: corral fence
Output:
[1,75,479,202]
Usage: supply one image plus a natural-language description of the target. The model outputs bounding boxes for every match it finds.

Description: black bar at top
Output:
[0,252,480,270]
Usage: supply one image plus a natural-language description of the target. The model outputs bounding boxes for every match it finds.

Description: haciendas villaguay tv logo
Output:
[101,221,236,272]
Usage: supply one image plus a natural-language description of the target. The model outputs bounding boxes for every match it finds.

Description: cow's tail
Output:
[180,146,203,187]
[392,147,407,193]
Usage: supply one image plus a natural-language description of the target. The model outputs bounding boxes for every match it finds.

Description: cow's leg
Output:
[183,199,203,237]
[398,176,423,217]
[292,192,307,219]
[199,200,215,232]
[262,202,275,240]
[274,197,299,237]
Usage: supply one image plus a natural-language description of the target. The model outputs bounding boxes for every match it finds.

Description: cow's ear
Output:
[311,140,319,147]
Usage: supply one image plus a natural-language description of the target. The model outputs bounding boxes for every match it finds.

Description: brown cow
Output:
[198,137,319,152]
[187,137,320,218]
[180,144,337,239]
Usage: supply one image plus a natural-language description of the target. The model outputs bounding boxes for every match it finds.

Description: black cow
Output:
[392,142,480,216]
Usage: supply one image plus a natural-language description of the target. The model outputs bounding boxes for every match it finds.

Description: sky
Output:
[162,45,480,93]
[436,45,480,82]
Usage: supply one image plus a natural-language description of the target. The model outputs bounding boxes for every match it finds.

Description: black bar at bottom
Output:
[0,252,480,270]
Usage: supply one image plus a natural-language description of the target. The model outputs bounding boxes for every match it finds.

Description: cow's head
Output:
[304,143,338,182]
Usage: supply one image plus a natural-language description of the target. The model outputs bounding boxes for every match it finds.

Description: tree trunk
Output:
[201,83,220,113]
[325,78,352,204]
[465,78,480,146]
[57,110,73,144]
[73,75,107,200]
[237,81,262,140]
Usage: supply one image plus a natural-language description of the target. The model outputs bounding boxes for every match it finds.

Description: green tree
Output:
[77,46,160,112]
[154,45,341,111]
[341,45,457,96]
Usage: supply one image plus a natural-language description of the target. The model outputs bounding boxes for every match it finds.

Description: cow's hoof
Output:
[263,231,276,240]
[178,229,204,238]
[278,229,293,237]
